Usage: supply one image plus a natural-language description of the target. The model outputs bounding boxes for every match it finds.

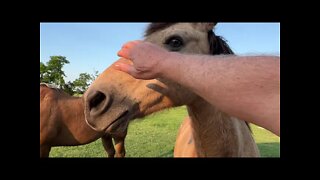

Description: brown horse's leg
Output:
[114,137,125,158]
[113,128,127,158]
[102,134,116,158]
[40,145,51,158]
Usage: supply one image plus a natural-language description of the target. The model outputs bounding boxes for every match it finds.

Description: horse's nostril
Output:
[86,90,113,117]
[89,91,106,111]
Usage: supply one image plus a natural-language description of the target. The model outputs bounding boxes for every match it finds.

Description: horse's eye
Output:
[165,36,184,51]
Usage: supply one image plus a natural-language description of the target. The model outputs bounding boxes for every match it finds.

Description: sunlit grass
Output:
[49,106,280,157]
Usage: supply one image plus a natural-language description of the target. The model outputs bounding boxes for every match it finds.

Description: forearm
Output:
[161,53,280,135]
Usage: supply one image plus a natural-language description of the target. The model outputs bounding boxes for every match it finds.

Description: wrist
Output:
[157,51,181,78]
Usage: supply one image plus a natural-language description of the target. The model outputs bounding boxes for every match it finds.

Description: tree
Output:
[40,62,47,82]
[73,73,93,94]
[40,55,100,95]
[40,56,70,88]
[72,71,99,94]
[92,70,99,79]
[63,81,75,95]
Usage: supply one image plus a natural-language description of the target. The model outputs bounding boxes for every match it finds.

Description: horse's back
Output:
[174,117,198,157]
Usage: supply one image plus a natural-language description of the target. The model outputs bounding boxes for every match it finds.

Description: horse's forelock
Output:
[144,23,177,37]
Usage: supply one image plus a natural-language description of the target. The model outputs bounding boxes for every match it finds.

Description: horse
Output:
[40,83,127,158]
[173,117,197,157]
[83,23,260,157]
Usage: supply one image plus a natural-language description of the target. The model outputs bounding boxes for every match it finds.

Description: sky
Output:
[40,23,280,82]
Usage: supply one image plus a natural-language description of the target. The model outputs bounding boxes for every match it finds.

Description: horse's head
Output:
[84,23,233,133]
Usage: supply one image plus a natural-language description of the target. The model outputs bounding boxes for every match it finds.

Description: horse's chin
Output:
[106,114,130,134]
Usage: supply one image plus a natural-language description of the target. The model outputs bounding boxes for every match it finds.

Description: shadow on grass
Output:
[159,149,174,157]
[257,142,280,157]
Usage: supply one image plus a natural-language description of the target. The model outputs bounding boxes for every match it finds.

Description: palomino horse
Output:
[83,23,260,157]
[40,83,127,157]
[174,117,197,157]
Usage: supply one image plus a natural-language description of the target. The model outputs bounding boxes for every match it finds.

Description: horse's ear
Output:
[197,23,217,32]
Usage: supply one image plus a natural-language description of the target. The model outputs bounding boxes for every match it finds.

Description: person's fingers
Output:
[114,62,139,78]
[114,62,131,72]
[117,48,130,59]
[122,40,142,49]
[118,41,142,58]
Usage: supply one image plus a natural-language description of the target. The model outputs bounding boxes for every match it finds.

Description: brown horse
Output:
[83,23,260,157]
[40,83,127,158]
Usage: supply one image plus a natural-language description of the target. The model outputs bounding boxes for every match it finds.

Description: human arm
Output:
[115,41,280,136]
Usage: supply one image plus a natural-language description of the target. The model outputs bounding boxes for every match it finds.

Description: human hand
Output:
[115,40,171,79]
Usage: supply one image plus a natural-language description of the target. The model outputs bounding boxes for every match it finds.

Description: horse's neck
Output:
[59,97,101,144]
[187,98,255,157]
[63,97,85,123]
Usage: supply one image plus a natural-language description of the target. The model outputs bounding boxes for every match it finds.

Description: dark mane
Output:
[208,30,234,55]
[207,31,252,131]
[40,83,66,94]
[208,31,251,131]
[144,23,177,37]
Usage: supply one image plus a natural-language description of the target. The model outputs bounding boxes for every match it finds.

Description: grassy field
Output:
[49,106,280,157]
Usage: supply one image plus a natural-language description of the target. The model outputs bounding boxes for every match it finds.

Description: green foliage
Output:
[92,70,99,79]
[40,62,47,81]
[40,56,70,88]
[40,56,99,95]
[73,73,95,94]
[63,81,75,96]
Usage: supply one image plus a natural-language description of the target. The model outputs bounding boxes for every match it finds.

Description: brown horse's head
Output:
[84,23,233,133]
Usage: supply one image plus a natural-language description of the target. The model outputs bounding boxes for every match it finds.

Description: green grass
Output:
[251,125,280,157]
[49,106,280,157]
